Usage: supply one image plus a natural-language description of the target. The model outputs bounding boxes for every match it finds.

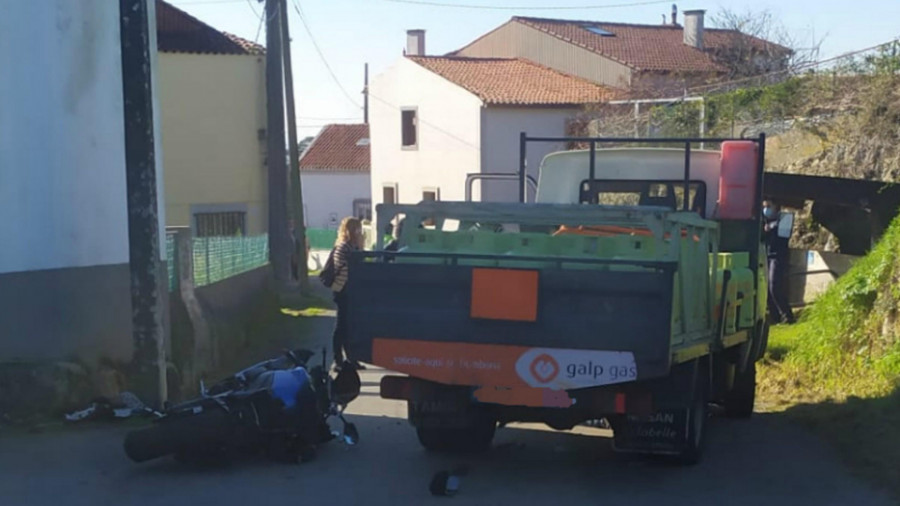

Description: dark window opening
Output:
[353,199,372,221]
[195,211,246,237]
[422,189,439,226]
[401,109,417,148]
[422,189,438,202]
[579,180,707,217]
[383,184,397,204]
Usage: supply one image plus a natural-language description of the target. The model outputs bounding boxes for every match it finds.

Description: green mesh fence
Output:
[306,228,338,250]
[166,234,176,292]
[192,234,269,287]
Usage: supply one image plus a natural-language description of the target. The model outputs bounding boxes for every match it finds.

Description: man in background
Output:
[763,200,796,324]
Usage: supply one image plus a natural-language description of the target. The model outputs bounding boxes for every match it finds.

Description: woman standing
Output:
[330,217,364,369]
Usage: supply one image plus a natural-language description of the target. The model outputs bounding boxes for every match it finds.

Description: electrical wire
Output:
[298,116,363,120]
[290,0,363,109]
[687,37,900,94]
[253,8,265,43]
[367,93,481,150]
[245,0,261,19]
[177,0,245,5]
[379,0,671,10]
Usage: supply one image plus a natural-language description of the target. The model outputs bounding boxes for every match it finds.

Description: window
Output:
[422,188,439,202]
[382,183,398,204]
[401,108,418,148]
[353,199,372,221]
[579,180,707,216]
[195,211,246,237]
[421,188,439,226]
[583,25,614,36]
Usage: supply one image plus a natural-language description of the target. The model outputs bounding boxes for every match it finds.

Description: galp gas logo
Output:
[528,353,559,383]
[515,348,638,389]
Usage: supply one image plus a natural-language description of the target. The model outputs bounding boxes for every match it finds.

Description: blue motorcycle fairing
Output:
[270,367,312,409]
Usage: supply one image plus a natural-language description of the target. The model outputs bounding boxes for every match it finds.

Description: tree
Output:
[710,8,823,81]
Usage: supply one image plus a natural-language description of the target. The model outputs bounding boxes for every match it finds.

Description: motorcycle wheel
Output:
[124,409,235,463]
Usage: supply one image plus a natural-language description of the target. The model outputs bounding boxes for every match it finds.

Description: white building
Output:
[0,1,165,363]
[369,31,614,208]
[299,124,372,230]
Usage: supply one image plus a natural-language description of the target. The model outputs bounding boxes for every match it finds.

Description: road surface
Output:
[1,309,893,505]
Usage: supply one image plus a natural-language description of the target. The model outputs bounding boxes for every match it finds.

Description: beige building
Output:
[452,12,791,95]
[156,1,268,236]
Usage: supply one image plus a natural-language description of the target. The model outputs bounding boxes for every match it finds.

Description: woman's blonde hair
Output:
[336,216,363,247]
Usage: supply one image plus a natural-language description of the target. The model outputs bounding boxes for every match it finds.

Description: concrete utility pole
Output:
[265,0,292,284]
[119,0,168,407]
[280,0,309,289]
[364,63,369,124]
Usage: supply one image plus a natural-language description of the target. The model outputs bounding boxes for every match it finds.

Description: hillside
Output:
[758,214,900,498]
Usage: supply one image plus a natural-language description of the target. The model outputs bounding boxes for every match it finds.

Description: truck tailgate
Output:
[346,254,676,388]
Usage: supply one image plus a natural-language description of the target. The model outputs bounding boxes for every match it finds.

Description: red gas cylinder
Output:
[717,141,759,219]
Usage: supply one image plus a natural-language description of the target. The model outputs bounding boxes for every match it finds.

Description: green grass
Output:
[757,215,900,498]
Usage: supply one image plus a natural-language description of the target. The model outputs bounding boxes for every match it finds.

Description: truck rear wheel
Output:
[416,420,496,453]
[723,362,756,418]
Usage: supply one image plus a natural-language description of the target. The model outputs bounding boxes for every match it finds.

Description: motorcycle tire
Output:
[124,408,235,463]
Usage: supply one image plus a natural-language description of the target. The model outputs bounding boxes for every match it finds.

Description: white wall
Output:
[480,108,574,202]
[369,58,483,214]
[301,172,372,229]
[0,0,131,274]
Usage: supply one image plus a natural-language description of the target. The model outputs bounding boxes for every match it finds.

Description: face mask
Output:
[762,207,777,219]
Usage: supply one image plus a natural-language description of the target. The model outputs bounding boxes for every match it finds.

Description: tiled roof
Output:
[504,17,787,73]
[408,56,617,106]
[156,0,264,55]
[298,124,370,173]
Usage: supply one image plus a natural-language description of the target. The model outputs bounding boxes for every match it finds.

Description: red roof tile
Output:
[299,124,370,172]
[491,17,788,73]
[156,1,264,55]
[408,56,617,106]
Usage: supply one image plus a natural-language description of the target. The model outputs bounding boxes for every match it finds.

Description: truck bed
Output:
[344,201,728,395]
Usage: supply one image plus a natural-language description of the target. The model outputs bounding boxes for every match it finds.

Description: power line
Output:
[379,0,671,10]
[687,37,900,94]
[298,116,362,120]
[289,0,363,109]
[177,0,245,5]
[245,0,261,19]
[254,12,265,43]
[368,93,481,150]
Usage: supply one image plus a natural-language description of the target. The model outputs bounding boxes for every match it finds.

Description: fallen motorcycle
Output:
[124,348,361,464]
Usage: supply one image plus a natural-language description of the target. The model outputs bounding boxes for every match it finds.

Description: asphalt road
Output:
[1,310,893,505]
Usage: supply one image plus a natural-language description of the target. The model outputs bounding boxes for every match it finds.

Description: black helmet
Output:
[332,364,361,406]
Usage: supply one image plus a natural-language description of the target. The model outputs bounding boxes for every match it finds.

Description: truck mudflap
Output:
[607,359,707,458]
[345,254,676,384]
[610,410,693,455]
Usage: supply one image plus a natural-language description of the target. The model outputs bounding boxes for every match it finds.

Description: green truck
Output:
[346,135,770,464]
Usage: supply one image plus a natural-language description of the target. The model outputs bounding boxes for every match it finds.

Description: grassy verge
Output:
[758,325,900,499]
[757,215,900,498]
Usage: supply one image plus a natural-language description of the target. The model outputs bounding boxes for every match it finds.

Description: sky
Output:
[169,0,900,139]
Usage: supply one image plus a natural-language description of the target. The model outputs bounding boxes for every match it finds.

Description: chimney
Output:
[671,4,677,25]
[406,29,425,56]
[683,10,705,49]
